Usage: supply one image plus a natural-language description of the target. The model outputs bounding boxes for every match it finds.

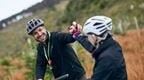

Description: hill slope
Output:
[0,0,69,56]
[58,0,144,33]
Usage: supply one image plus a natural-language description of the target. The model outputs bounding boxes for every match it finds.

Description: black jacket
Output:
[36,32,85,80]
[76,35,127,80]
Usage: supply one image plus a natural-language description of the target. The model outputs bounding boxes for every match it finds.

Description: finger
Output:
[68,26,76,33]
[77,24,82,29]
[76,24,82,31]
[69,29,74,33]
[68,25,73,30]
[68,28,74,33]
[72,21,78,31]
[72,21,77,26]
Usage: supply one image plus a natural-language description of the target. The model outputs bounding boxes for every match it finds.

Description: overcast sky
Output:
[0,0,43,21]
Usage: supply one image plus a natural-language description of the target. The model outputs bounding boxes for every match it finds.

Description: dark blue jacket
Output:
[36,32,85,80]
[76,35,127,80]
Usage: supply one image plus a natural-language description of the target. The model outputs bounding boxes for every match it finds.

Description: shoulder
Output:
[50,31,70,35]
[50,32,72,38]
[49,32,59,37]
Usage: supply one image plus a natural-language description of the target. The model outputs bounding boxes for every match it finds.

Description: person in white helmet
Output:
[26,18,86,80]
[68,16,127,80]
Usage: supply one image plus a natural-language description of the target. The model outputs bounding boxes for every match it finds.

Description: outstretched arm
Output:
[55,32,76,44]
[75,35,96,53]
[54,21,83,45]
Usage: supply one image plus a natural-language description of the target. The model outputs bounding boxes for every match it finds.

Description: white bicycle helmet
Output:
[26,18,44,35]
[83,16,112,36]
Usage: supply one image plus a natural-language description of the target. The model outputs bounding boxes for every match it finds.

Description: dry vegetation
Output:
[116,29,144,80]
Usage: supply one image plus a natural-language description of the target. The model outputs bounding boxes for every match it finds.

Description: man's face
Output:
[87,34,98,46]
[32,26,47,43]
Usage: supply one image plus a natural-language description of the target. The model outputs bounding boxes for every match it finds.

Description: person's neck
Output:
[44,31,50,44]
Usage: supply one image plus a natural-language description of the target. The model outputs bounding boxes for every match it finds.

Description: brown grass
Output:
[116,29,144,80]
[0,66,7,80]
[0,57,30,80]
[10,69,28,80]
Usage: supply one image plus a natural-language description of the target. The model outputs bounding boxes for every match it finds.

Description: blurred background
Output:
[0,0,144,80]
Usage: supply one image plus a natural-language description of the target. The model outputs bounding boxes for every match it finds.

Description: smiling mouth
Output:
[40,35,47,41]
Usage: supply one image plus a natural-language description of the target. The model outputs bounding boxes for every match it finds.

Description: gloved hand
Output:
[68,21,82,38]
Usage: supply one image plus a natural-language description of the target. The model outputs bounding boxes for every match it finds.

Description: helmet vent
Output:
[93,22,102,26]
[29,26,32,29]
[107,22,111,25]
[85,22,91,26]
[96,25,105,29]
[34,21,38,25]
[100,28,107,32]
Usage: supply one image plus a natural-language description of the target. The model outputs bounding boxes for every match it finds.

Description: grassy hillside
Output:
[58,0,144,33]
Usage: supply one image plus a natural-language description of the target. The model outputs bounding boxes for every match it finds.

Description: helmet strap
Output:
[98,33,108,42]
[94,32,109,48]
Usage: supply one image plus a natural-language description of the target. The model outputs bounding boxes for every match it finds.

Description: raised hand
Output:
[68,21,82,38]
